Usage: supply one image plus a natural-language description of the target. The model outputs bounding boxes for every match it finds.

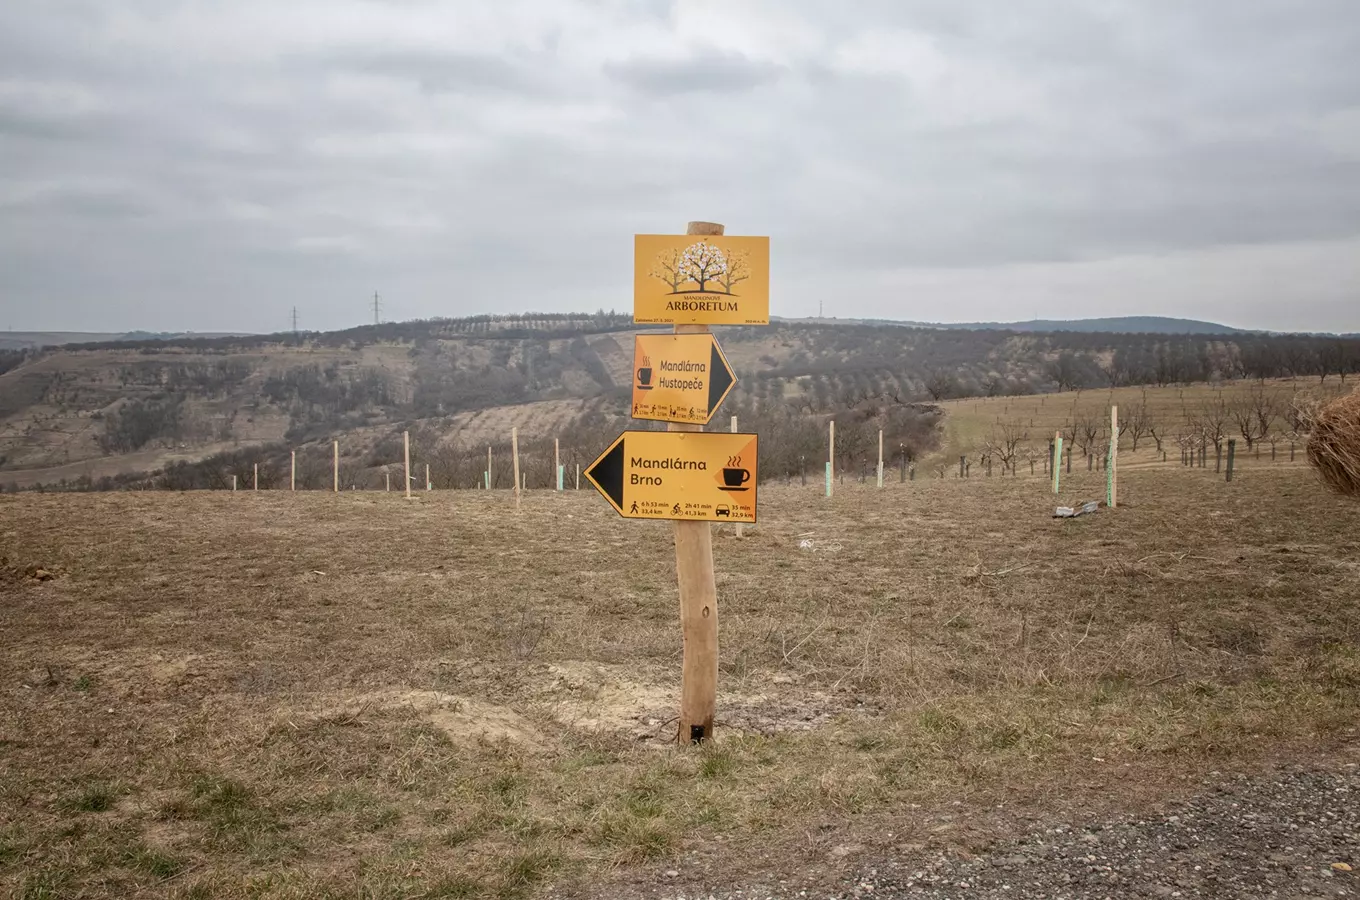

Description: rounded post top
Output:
[686,221,725,236]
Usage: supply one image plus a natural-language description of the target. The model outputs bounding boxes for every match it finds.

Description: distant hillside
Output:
[2,313,1358,492]
[780,315,1252,335]
[0,330,249,351]
[928,316,1252,335]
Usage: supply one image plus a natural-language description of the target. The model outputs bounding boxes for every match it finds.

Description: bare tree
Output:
[1248,385,1283,449]
[1100,354,1127,388]
[1192,397,1230,452]
[923,369,959,401]
[992,421,1028,474]
[1148,418,1166,453]
[1226,385,1281,450]
[1048,352,1083,392]
[1121,398,1153,451]
[1072,410,1104,458]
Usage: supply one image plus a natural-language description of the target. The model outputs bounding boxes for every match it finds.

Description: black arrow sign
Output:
[708,339,734,415]
[585,434,626,511]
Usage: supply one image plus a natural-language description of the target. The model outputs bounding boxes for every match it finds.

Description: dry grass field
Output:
[934,378,1352,465]
[2,465,1359,898]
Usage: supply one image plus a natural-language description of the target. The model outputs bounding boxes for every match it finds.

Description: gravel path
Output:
[637,763,1358,900]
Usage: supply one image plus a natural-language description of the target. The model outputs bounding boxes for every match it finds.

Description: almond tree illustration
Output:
[651,241,741,295]
[719,249,750,294]
[649,248,688,293]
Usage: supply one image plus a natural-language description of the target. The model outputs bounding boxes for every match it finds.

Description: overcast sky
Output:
[2,1,1358,334]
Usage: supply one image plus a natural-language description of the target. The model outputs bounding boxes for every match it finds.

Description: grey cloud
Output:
[0,0,1358,333]
[604,48,785,95]
[333,49,563,96]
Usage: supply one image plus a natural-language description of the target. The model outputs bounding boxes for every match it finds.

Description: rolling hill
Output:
[781,315,1253,335]
[1,313,1356,491]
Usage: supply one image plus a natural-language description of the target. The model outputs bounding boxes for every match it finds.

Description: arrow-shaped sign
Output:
[584,430,758,523]
[631,334,736,426]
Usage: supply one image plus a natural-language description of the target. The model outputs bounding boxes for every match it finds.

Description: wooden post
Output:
[290,451,296,491]
[403,431,412,499]
[1290,443,1295,462]
[731,415,744,538]
[426,463,431,491]
[554,438,561,492]
[511,427,521,511]
[232,474,237,492]
[1066,446,1071,473]
[386,471,390,492]
[253,463,258,491]
[1053,432,1062,494]
[576,463,581,490]
[876,429,884,488]
[960,455,966,478]
[1216,444,1222,473]
[673,220,723,745]
[333,440,339,493]
[1109,406,1118,509]
[487,446,493,490]
[899,445,907,483]
[1226,439,1236,482]
[827,420,835,498]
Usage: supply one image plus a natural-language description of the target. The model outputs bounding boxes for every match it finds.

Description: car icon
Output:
[715,505,731,518]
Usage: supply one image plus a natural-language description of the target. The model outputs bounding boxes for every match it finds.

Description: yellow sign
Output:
[585,431,758,523]
[632,334,737,426]
[634,234,770,325]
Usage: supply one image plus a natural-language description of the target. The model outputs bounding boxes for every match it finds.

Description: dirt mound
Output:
[0,557,59,584]
[359,690,548,752]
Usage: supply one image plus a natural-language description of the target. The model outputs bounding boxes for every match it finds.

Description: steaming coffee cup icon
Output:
[720,466,751,491]
[636,366,653,390]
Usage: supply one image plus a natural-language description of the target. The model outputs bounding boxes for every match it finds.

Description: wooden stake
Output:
[403,430,412,500]
[386,471,390,492]
[877,429,884,488]
[674,220,722,745]
[1226,438,1236,482]
[554,438,561,492]
[827,420,835,498]
[1052,432,1062,494]
[253,463,258,491]
[232,474,237,492]
[426,463,431,491]
[487,446,493,490]
[1109,406,1118,508]
[511,427,521,511]
[290,451,296,492]
[333,440,339,493]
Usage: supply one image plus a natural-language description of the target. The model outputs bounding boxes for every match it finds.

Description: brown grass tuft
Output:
[1307,389,1360,496]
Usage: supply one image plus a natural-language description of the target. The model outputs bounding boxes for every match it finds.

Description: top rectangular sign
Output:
[634,235,769,325]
